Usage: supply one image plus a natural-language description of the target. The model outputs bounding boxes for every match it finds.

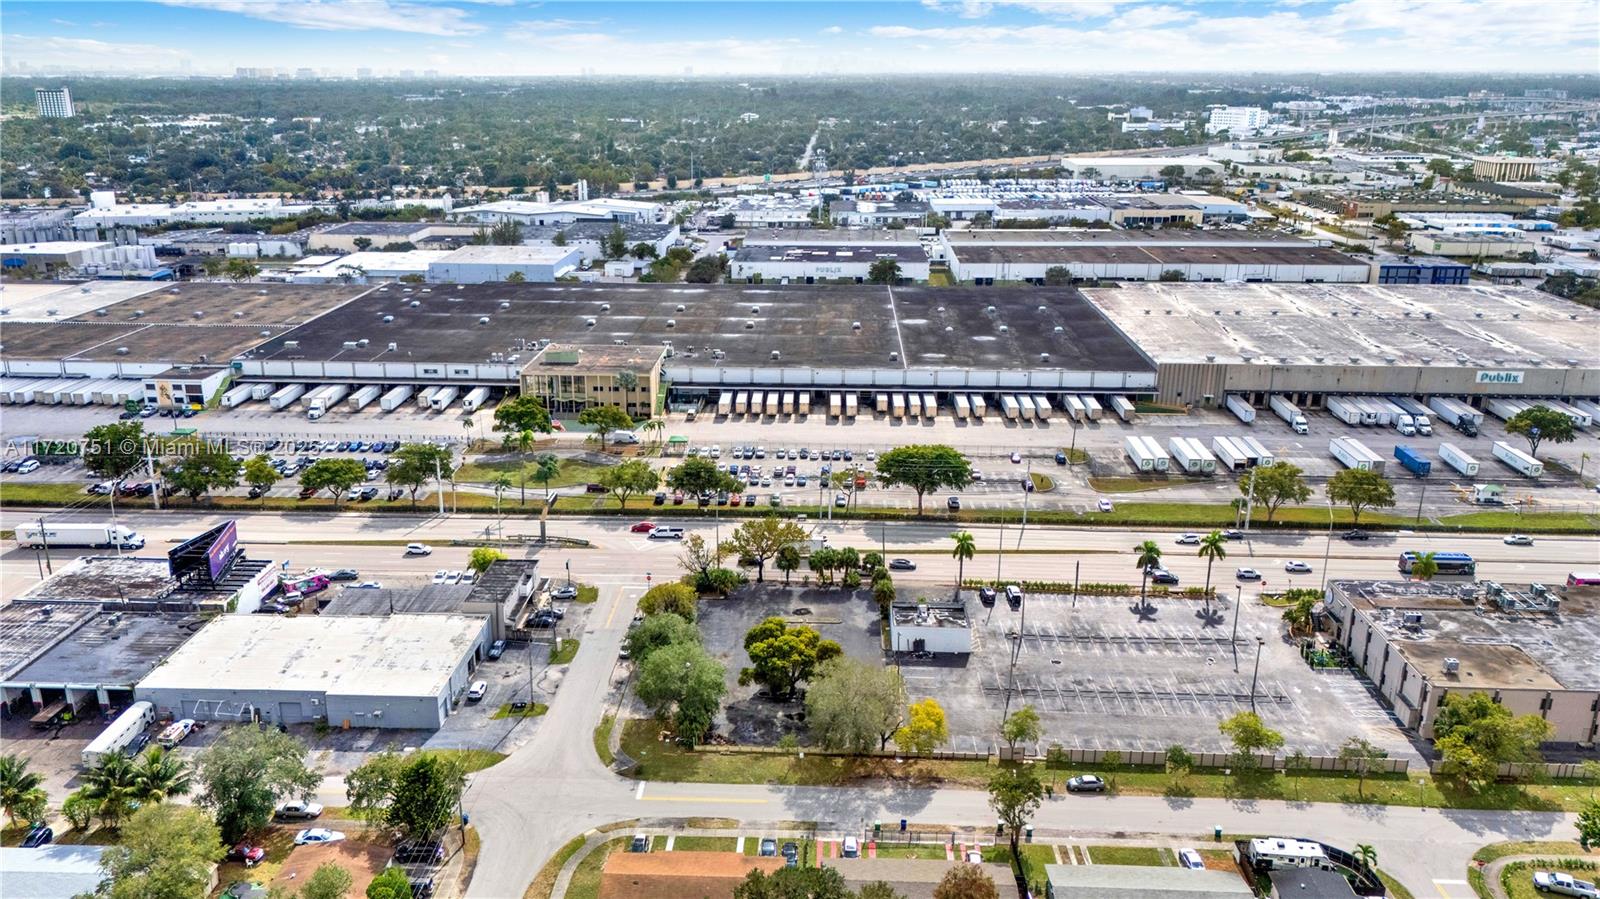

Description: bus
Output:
[1567,571,1600,587]
[1398,551,1476,577]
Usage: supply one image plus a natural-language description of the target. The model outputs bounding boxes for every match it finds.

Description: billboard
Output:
[168,519,240,588]
[206,520,239,582]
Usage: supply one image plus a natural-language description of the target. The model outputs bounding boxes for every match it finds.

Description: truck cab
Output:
[1533,871,1599,898]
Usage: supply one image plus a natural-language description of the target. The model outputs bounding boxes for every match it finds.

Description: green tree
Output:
[805,657,909,751]
[686,254,727,283]
[300,457,369,507]
[666,456,740,497]
[1282,594,1317,636]
[605,224,628,259]
[733,866,854,899]
[875,445,973,515]
[1218,711,1284,767]
[493,393,555,438]
[0,754,46,826]
[1284,749,1309,799]
[740,617,842,700]
[1043,266,1072,286]
[1409,550,1440,582]
[195,726,321,842]
[623,611,699,663]
[62,789,96,831]
[533,453,562,499]
[630,242,658,260]
[1197,530,1227,602]
[468,547,506,574]
[775,544,803,585]
[949,531,976,592]
[201,255,226,278]
[1001,705,1042,756]
[242,453,281,504]
[1354,843,1377,871]
[987,766,1044,858]
[578,405,634,449]
[302,863,356,899]
[551,230,568,247]
[1338,736,1387,798]
[1247,461,1313,521]
[895,698,950,753]
[934,864,999,899]
[1158,164,1187,182]
[131,747,191,804]
[1158,269,1187,282]
[386,442,455,509]
[638,582,699,620]
[868,258,902,283]
[83,421,149,482]
[724,515,807,582]
[345,751,467,838]
[505,270,526,283]
[1134,539,1163,604]
[164,445,241,502]
[96,804,223,899]
[82,754,142,829]
[1504,405,1576,458]
[1433,692,1552,789]
[636,641,726,745]
[597,459,659,510]
[677,533,726,590]
[1578,800,1600,852]
[224,258,260,282]
[1165,744,1194,781]
[859,884,909,899]
[1326,468,1396,525]
[366,867,414,899]
[353,237,373,251]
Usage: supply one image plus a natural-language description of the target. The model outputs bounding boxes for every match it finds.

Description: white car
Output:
[432,569,449,584]
[1504,534,1534,546]
[274,801,324,820]
[1175,533,1201,545]
[445,570,464,585]
[15,459,40,474]
[1235,567,1262,581]
[405,543,432,556]
[293,828,346,846]
[1178,848,1204,870]
[1097,499,1115,513]
[1010,452,1022,463]
[1284,560,1313,574]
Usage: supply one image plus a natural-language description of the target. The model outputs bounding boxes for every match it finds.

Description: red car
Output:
[228,842,265,867]
[630,521,656,533]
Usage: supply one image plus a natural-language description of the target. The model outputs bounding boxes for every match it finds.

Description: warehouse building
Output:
[289,250,450,284]
[426,245,581,283]
[1045,865,1253,899]
[730,241,930,283]
[1322,580,1600,744]
[1408,233,1537,258]
[1082,282,1600,406]
[309,221,480,254]
[450,198,662,226]
[1371,256,1471,285]
[521,222,679,265]
[941,230,1368,285]
[829,199,931,228]
[1060,155,1218,179]
[135,614,489,729]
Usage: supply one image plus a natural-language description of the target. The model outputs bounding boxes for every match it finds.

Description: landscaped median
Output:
[1467,841,1597,899]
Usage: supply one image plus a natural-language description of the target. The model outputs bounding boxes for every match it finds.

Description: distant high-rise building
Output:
[35,86,75,118]
[424,69,439,79]
[399,69,415,79]
[356,67,373,79]
[1205,106,1268,136]
[1524,88,1568,100]
[577,179,590,202]
[295,68,315,80]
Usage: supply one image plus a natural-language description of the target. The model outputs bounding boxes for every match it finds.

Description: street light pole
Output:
[1230,585,1243,672]
[1320,500,1334,590]
[1249,636,1265,714]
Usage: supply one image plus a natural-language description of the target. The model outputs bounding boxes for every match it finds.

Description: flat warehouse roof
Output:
[3,614,200,689]
[733,244,929,263]
[1083,283,1600,368]
[893,286,1152,372]
[0,280,165,322]
[0,603,100,681]
[951,244,1361,267]
[319,222,432,235]
[944,229,1310,246]
[136,614,483,699]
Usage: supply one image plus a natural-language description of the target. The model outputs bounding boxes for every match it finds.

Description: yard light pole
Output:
[1230,585,1243,671]
[1320,499,1334,590]
[1248,636,1265,714]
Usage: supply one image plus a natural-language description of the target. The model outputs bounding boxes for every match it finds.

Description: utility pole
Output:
[1018,461,1031,548]
[146,441,161,512]
[1230,585,1243,672]
[1249,636,1266,713]
[435,454,446,515]
[995,519,1005,585]
[37,517,53,575]
[1414,480,1426,524]
[1242,466,1257,533]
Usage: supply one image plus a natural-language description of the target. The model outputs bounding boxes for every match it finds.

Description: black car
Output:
[126,732,151,756]
[248,485,267,499]
[629,836,649,853]
[1341,529,1370,541]
[977,586,997,607]
[1220,529,1244,540]
[328,568,360,581]
[387,488,405,501]
[359,487,380,501]
[888,558,916,571]
[1147,568,1180,586]
[781,842,799,867]
[653,491,667,505]
[1055,451,1067,465]
[21,825,53,848]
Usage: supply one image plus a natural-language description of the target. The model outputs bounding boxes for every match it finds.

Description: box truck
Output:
[429,386,459,412]
[348,385,384,411]
[1438,442,1479,477]
[1124,436,1158,471]
[1492,441,1543,478]
[1269,396,1308,434]
[461,386,491,413]
[269,383,306,410]
[1110,395,1135,422]
[1394,445,1432,477]
[1225,395,1257,424]
[221,384,255,409]
[17,522,145,550]
[379,385,414,412]
[1211,436,1251,471]
[82,702,155,767]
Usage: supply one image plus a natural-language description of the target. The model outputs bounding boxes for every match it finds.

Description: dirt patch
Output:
[272,838,392,896]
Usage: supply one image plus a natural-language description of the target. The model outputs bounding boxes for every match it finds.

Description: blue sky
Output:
[3,0,1593,76]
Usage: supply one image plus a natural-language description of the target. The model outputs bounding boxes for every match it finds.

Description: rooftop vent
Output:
[478,316,490,325]
[771,350,781,360]
[193,310,204,319]
[1424,311,1433,319]
[745,320,755,329]
[998,324,1009,333]
[357,339,369,348]
[500,301,511,309]
[1053,325,1064,333]
[1037,305,1047,312]
[1143,309,1151,315]
[388,342,398,351]
[1206,354,1216,362]
[676,304,685,312]
[851,321,862,330]
[750,305,760,314]
[584,317,596,327]
[285,340,299,349]
[1039,352,1050,361]
[600,303,611,312]
[409,300,421,307]
[889,351,899,361]
[133,310,145,317]
[666,319,676,328]
[1475,312,1484,318]
[116,346,129,355]
[95,308,108,316]
[233,310,245,318]
[985,305,996,313]
[382,314,394,323]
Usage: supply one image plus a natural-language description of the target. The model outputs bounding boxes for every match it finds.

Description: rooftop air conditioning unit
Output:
[387,342,397,351]
[771,350,780,360]
[1443,657,1460,673]
[410,300,421,307]
[600,303,610,311]
[382,315,394,323]
[478,316,490,325]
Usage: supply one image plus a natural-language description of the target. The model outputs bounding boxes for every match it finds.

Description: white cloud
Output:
[5,34,193,70]
[505,18,603,39]
[921,0,1133,19]
[821,25,844,34]
[153,0,485,36]
[1110,5,1194,28]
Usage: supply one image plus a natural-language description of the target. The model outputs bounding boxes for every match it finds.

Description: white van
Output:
[610,431,641,445]
[649,526,685,540]
[1004,585,1024,608]
[842,836,860,858]
[466,681,488,702]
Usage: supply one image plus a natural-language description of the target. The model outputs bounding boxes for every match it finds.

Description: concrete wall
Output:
[731,259,932,283]
[888,623,972,654]
[326,692,447,730]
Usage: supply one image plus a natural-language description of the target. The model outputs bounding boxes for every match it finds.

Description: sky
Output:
[2,0,1594,76]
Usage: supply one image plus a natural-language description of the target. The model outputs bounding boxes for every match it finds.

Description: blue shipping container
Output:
[1394,445,1432,477]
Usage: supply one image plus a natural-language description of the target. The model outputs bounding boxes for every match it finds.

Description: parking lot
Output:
[911,589,1419,758]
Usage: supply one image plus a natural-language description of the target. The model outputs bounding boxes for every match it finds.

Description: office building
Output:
[1206,106,1268,135]
[34,86,75,118]
[1471,156,1549,180]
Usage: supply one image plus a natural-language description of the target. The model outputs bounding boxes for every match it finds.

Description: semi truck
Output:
[1001,395,1020,420]
[416,386,440,409]
[348,385,383,411]
[1492,441,1544,478]
[1239,436,1275,466]
[1031,394,1050,419]
[1395,414,1417,436]
[970,394,986,418]
[907,393,922,417]
[1326,396,1364,427]
[379,385,414,412]
[82,702,155,767]
[1110,395,1135,422]
[1269,396,1308,434]
[1125,436,1159,471]
[269,383,307,410]
[309,384,349,414]
[429,386,460,412]
[461,386,492,413]
[1080,395,1102,421]
[220,384,256,409]
[1485,398,1526,422]
[750,392,764,416]
[1329,437,1385,474]
[1393,445,1432,477]
[1211,436,1251,471]
[1389,397,1435,434]
[1064,395,1085,421]
[1427,397,1482,435]
[953,394,970,419]
[1438,442,1480,477]
[735,391,750,415]
[891,393,905,418]
[17,522,145,550]
[1225,394,1257,424]
[248,383,275,401]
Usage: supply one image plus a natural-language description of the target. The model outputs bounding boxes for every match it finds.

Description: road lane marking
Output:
[635,781,645,799]
[604,589,622,629]
[638,796,769,804]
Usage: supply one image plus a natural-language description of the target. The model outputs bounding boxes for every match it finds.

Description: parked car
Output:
[1235,568,1262,581]
[466,681,487,702]
[630,836,650,853]
[20,825,53,848]
[358,486,379,501]
[977,586,997,607]
[551,585,579,601]
[947,496,961,510]
[228,842,266,866]
[1178,848,1204,870]
[652,492,667,506]
[274,801,324,820]
[125,733,151,756]
[1055,451,1067,465]
[404,543,432,556]
[841,836,860,858]
[1010,451,1022,463]
[487,640,506,660]
[1284,561,1313,574]
[1504,534,1534,546]
[782,841,799,867]
[157,718,196,748]
[1066,774,1106,793]
[1097,499,1115,513]
[432,569,449,584]
[759,838,778,857]
[293,829,345,846]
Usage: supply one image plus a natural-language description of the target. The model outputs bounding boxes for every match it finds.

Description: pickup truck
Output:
[1534,872,1600,898]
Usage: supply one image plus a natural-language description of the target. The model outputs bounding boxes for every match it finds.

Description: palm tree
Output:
[0,754,45,826]
[1135,540,1163,605]
[462,414,476,447]
[640,418,665,448]
[1355,843,1377,871]
[1197,530,1228,609]
[131,747,191,803]
[1410,551,1439,582]
[491,473,513,516]
[950,531,976,595]
[81,754,141,828]
[616,371,640,394]
[535,454,562,499]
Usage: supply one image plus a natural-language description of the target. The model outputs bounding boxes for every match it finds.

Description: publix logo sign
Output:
[1475,370,1525,385]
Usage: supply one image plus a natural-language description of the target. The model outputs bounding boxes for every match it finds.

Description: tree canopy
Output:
[493,393,554,437]
[1504,405,1577,458]
[195,726,321,842]
[1432,692,1552,789]
[723,515,808,582]
[874,445,972,514]
[805,656,908,752]
[598,459,659,509]
[95,804,223,899]
[740,617,842,700]
[636,641,726,745]
[1326,468,1396,524]
[345,750,467,838]
[1245,461,1312,521]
